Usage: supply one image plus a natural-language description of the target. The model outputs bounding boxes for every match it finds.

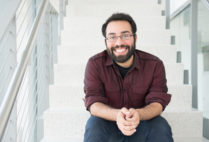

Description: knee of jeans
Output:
[85,116,106,132]
[150,116,172,134]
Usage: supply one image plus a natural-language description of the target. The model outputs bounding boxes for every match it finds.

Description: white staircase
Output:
[41,0,209,141]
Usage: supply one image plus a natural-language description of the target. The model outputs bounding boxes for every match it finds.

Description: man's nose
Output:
[115,37,124,46]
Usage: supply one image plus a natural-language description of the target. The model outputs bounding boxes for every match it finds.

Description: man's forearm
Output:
[136,102,163,121]
[89,102,120,121]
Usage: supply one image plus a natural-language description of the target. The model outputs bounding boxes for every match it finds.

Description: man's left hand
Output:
[125,108,140,129]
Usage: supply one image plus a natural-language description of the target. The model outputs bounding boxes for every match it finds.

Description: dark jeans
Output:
[84,115,173,142]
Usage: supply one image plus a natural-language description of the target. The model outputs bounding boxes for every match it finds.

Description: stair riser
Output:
[166,85,192,111]
[44,110,89,137]
[164,63,184,85]
[41,137,209,142]
[49,85,85,109]
[162,112,203,137]
[49,85,192,110]
[57,45,177,64]
[43,111,202,138]
[53,63,183,86]
[61,30,172,45]
[64,17,166,31]
[70,0,165,6]
[67,3,164,17]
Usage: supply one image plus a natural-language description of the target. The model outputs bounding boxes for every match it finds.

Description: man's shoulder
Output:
[89,50,107,62]
[135,49,161,62]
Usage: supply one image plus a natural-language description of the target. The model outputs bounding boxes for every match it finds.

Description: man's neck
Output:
[116,55,134,68]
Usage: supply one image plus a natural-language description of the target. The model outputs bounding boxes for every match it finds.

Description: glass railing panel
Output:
[0,0,66,141]
[170,5,192,84]
[197,0,209,120]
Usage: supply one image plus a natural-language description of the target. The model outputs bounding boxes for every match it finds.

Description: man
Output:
[83,13,173,142]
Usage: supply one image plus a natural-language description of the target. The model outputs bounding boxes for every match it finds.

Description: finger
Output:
[129,108,137,117]
[121,107,130,116]
[125,116,134,121]
[122,129,136,136]
[117,111,132,126]
[121,118,133,126]
[123,125,136,131]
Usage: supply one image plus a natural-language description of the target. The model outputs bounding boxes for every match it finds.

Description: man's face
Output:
[105,20,136,63]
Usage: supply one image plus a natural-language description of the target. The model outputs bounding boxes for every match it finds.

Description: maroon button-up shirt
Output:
[84,49,171,111]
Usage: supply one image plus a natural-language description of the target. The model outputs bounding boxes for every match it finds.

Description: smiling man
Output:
[84,13,173,142]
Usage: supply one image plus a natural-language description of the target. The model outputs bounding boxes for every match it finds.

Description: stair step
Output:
[64,16,166,31]
[41,137,83,142]
[49,84,192,111]
[164,63,184,85]
[43,109,202,138]
[43,108,89,138]
[162,110,203,138]
[57,45,177,65]
[67,2,164,17]
[174,137,209,142]
[53,63,183,86]
[166,85,192,111]
[70,0,165,6]
[41,136,209,142]
[49,85,85,109]
[61,29,173,46]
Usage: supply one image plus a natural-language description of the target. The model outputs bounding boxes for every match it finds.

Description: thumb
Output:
[121,107,131,119]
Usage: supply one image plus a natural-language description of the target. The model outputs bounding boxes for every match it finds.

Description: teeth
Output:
[116,48,126,53]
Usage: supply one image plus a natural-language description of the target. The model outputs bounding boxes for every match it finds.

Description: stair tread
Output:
[44,107,200,113]
[41,136,209,142]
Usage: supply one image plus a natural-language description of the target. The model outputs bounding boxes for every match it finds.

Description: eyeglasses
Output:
[105,33,134,42]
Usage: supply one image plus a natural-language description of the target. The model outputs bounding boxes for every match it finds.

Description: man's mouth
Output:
[113,46,128,55]
[115,48,126,52]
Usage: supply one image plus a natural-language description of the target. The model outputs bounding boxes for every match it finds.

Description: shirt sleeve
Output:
[145,60,171,110]
[84,58,108,111]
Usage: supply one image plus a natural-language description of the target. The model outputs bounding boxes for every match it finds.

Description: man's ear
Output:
[134,34,138,42]
[104,39,107,46]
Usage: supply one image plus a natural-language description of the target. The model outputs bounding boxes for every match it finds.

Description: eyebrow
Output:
[107,31,131,36]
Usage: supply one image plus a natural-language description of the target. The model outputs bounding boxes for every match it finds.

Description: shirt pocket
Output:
[130,87,148,108]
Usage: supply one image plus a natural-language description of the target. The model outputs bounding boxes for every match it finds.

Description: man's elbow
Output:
[89,103,98,116]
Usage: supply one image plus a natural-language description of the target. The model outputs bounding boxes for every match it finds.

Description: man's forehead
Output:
[107,31,131,36]
[106,21,132,35]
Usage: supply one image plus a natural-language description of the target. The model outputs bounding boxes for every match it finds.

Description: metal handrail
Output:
[0,0,48,140]
[202,0,209,9]
[170,1,191,20]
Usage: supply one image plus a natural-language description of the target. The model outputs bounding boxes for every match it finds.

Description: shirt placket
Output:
[113,65,125,107]
[122,70,133,108]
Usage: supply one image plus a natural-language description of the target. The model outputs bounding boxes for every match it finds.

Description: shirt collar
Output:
[132,51,140,70]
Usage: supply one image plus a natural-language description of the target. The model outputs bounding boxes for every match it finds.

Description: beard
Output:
[106,42,136,63]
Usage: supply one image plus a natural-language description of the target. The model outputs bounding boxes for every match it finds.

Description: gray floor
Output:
[174,137,209,142]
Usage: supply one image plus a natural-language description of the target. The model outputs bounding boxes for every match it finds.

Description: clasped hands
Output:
[116,107,140,136]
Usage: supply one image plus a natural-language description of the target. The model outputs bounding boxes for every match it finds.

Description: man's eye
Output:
[122,34,129,38]
[109,37,116,40]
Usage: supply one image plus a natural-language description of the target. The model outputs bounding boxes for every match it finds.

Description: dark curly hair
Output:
[102,13,137,37]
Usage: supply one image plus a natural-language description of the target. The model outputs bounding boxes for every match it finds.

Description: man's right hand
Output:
[116,107,137,136]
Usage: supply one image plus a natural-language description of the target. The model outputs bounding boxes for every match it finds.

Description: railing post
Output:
[191,0,198,109]
[166,0,170,29]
